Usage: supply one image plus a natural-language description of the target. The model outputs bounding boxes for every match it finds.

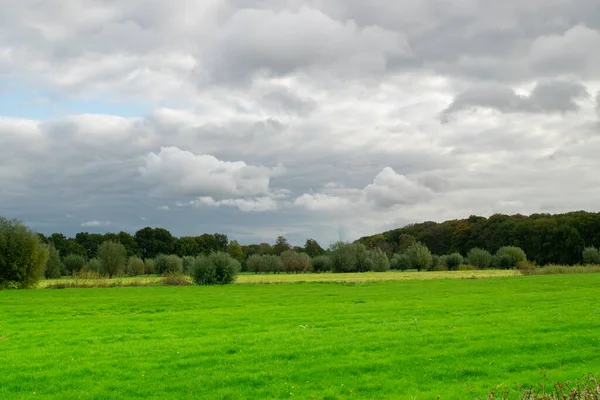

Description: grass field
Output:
[37,269,519,288]
[2,274,600,399]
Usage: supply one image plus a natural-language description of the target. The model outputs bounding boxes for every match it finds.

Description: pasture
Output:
[1,274,599,399]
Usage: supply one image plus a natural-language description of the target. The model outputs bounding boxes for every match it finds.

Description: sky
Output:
[1,0,600,246]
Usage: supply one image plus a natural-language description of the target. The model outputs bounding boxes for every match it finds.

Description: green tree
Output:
[405,242,433,271]
[330,241,358,273]
[354,243,374,272]
[227,240,244,262]
[467,248,492,269]
[154,254,182,275]
[62,254,86,276]
[304,238,325,258]
[98,241,127,278]
[391,253,412,271]
[246,254,282,274]
[87,258,102,273]
[134,227,176,259]
[370,248,390,272]
[582,247,600,265]
[495,246,527,269]
[311,255,332,273]
[0,218,49,288]
[280,250,311,273]
[273,236,291,256]
[144,258,156,275]
[126,256,145,276]
[44,244,62,279]
[445,253,463,271]
[191,253,240,285]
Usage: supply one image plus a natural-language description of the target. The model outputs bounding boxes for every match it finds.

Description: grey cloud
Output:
[260,88,317,116]
[443,80,588,117]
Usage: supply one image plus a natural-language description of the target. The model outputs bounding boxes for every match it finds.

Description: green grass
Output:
[37,269,518,288]
[1,274,600,399]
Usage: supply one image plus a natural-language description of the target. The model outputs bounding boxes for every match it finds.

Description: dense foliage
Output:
[190,252,240,285]
[0,218,49,288]
[359,211,600,265]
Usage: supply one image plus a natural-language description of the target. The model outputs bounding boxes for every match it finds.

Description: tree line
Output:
[357,211,600,266]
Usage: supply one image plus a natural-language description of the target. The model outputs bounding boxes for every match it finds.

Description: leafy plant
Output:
[191,252,240,285]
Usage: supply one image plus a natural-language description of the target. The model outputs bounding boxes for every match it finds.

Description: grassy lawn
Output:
[37,269,518,288]
[1,274,599,399]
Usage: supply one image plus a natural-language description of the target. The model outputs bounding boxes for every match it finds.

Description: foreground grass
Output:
[38,269,518,288]
[2,274,600,399]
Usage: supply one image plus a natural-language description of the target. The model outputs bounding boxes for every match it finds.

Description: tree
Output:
[154,254,183,275]
[370,248,390,272]
[98,241,127,278]
[397,234,417,253]
[257,243,273,255]
[144,258,156,275]
[247,254,282,274]
[126,257,145,276]
[354,243,374,272]
[391,254,411,271]
[117,231,141,257]
[62,254,86,276]
[582,247,600,265]
[182,256,195,274]
[311,255,332,273]
[227,240,244,262]
[176,236,201,257]
[304,238,325,258]
[0,218,49,288]
[445,253,463,271]
[405,242,433,271]
[44,244,62,279]
[134,227,176,259]
[467,248,492,269]
[75,232,104,259]
[280,251,311,273]
[273,236,291,256]
[330,241,358,273]
[87,258,102,273]
[495,246,527,269]
[191,253,240,285]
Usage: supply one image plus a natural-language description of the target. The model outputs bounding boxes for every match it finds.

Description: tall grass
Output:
[486,375,600,399]
[520,264,600,276]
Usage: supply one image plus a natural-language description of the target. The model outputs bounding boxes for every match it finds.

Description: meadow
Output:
[1,274,600,399]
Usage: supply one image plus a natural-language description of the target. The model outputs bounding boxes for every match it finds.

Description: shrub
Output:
[311,255,332,273]
[431,255,440,270]
[87,258,102,273]
[182,256,195,274]
[62,254,86,277]
[405,242,433,271]
[191,252,240,285]
[126,257,145,276]
[468,248,492,269]
[330,242,358,273]
[74,269,101,279]
[161,273,192,286]
[582,247,600,265]
[154,254,183,275]
[457,264,477,271]
[144,258,156,275]
[495,246,527,269]
[44,244,62,279]
[98,241,127,278]
[247,254,282,274]
[354,243,374,272]
[370,249,390,272]
[445,253,464,271]
[391,253,412,271]
[280,251,311,273]
[0,218,49,288]
[487,374,600,399]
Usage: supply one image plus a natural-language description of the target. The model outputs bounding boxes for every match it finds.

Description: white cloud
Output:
[179,196,278,212]
[81,220,112,227]
[139,146,285,198]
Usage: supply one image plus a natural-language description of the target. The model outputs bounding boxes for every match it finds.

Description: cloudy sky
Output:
[1,0,600,246]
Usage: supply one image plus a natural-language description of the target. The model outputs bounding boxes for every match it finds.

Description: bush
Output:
[191,252,240,285]
[391,253,412,271]
[311,255,332,273]
[330,242,358,273]
[280,251,311,273]
[154,254,182,275]
[182,256,195,274]
[126,257,145,276]
[98,241,127,278]
[161,273,192,286]
[468,248,492,269]
[582,247,600,265]
[495,246,527,269]
[0,218,49,288]
[62,254,86,277]
[247,254,282,274]
[370,249,390,272]
[44,244,62,279]
[431,255,440,270]
[354,243,374,272]
[445,253,464,271]
[405,242,433,271]
[144,258,156,275]
[87,258,102,273]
